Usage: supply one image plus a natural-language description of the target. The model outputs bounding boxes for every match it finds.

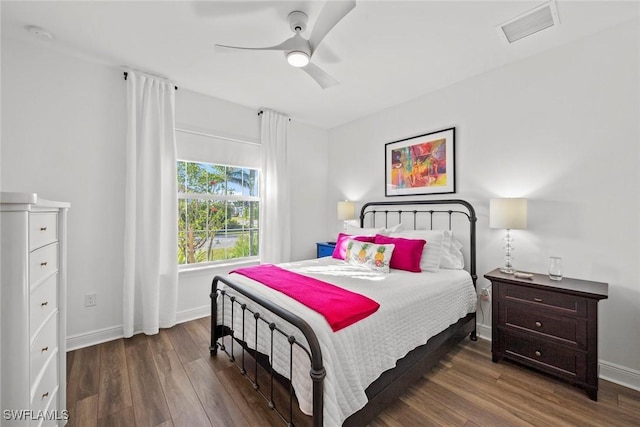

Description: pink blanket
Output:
[231,264,380,332]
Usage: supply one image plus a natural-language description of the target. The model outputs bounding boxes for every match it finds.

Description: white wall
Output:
[1,38,128,342]
[1,37,330,348]
[327,20,640,387]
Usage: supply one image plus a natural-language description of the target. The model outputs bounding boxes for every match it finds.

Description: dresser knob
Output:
[533,297,543,303]
[535,321,542,328]
[41,346,49,352]
[40,261,48,267]
[40,226,47,231]
[41,301,48,307]
[535,351,542,357]
[42,392,49,399]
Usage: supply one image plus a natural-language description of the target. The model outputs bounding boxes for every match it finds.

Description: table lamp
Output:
[490,198,527,274]
[337,200,356,231]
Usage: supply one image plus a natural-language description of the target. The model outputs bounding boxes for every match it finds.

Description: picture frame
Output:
[385,127,455,197]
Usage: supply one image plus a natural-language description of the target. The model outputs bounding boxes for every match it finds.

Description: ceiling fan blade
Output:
[300,62,339,89]
[308,0,356,53]
[215,36,297,52]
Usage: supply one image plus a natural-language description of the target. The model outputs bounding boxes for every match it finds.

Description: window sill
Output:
[178,257,260,276]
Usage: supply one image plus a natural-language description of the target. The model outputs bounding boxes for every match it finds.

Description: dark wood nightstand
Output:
[316,242,336,258]
[484,268,608,401]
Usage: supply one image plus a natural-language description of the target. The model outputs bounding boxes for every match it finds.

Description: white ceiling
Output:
[2,1,638,129]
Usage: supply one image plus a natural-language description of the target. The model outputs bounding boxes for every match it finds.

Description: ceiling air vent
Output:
[497,0,560,44]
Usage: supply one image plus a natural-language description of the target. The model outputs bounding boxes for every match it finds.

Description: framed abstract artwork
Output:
[385,127,455,197]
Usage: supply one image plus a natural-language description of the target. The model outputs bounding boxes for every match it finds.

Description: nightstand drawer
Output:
[504,283,585,316]
[316,242,336,258]
[504,300,586,347]
[503,329,586,381]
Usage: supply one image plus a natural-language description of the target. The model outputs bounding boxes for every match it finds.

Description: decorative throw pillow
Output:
[345,225,386,236]
[385,223,404,233]
[390,230,444,272]
[345,240,395,273]
[440,230,464,269]
[331,233,376,260]
[373,234,425,272]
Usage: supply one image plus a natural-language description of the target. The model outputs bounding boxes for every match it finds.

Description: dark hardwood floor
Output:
[67,316,640,427]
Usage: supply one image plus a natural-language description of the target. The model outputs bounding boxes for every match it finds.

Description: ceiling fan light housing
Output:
[286,51,310,67]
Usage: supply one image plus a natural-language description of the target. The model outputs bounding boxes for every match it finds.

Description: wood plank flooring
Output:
[66,316,640,426]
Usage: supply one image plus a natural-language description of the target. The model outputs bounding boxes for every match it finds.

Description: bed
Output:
[210,199,478,426]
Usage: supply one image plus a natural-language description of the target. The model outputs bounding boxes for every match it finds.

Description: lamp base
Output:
[500,266,515,274]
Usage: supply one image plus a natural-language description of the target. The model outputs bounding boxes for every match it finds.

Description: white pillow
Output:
[345,240,395,273]
[385,223,404,233]
[390,230,444,272]
[345,225,386,236]
[440,230,464,269]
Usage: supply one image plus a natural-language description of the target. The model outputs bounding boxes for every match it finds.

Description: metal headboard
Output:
[359,199,477,286]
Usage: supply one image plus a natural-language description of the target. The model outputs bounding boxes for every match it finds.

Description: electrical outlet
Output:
[85,293,97,307]
[480,288,490,302]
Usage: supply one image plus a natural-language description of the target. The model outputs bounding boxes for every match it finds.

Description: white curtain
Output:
[259,109,291,264]
[123,70,178,337]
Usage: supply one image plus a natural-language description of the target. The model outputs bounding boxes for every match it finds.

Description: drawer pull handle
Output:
[533,297,543,302]
[535,351,542,357]
[40,261,48,267]
[41,301,48,307]
[535,321,542,328]
[40,226,47,231]
[42,392,49,399]
[41,346,49,353]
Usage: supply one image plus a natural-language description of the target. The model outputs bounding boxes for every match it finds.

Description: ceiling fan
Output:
[215,0,356,89]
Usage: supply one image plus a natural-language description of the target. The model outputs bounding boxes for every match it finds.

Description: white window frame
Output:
[177,161,260,270]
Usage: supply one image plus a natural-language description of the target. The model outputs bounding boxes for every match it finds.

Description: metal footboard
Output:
[210,275,325,427]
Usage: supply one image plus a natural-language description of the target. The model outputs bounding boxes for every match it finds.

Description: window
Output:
[177,161,259,266]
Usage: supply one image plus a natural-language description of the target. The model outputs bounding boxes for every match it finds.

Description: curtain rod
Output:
[257,110,291,121]
[123,72,178,90]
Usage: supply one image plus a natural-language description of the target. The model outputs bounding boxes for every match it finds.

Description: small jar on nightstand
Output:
[316,241,336,258]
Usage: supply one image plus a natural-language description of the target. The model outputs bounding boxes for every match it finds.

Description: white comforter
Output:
[216,257,477,426]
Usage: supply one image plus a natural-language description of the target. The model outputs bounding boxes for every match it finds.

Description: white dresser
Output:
[1,193,69,426]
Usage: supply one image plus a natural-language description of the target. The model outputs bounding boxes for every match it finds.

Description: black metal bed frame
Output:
[210,199,477,427]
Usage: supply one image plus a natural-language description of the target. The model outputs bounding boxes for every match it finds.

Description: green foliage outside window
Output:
[177,161,259,266]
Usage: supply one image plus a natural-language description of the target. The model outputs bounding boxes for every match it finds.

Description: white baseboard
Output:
[476,321,640,393]
[476,322,492,341]
[66,305,211,352]
[599,360,640,392]
[66,325,123,352]
[175,305,210,324]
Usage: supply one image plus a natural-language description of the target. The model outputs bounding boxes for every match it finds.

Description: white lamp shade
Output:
[337,200,356,221]
[490,198,527,230]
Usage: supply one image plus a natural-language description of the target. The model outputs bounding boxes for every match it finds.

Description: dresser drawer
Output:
[504,282,586,317]
[29,213,58,251]
[31,314,58,380]
[31,355,58,413]
[29,243,58,287]
[504,300,586,348]
[30,274,58,338]
[503,329,586,381]
[37,392,59,427]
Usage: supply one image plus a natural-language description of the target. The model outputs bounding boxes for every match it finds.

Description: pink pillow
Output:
[374,234,426,272]
[332,233,376,260]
